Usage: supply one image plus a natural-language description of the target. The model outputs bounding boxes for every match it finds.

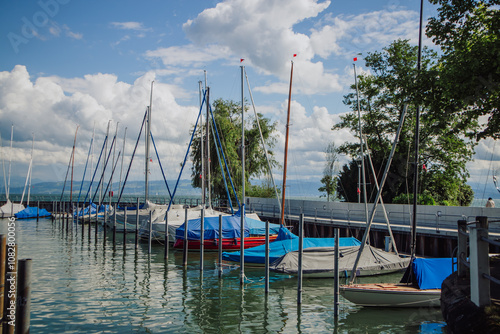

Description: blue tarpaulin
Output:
[412,257,455,290]
[15,206,51,219]
[175,211,280,241]
[222,225,361,265]
[75,202,109,217]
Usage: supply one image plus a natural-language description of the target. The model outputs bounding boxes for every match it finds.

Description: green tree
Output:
[318,143,339,201]
[427,0,500,140]
[334,39,475,206]
[190,98,279,203]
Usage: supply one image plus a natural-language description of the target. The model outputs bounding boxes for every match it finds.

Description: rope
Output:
[150,132,172,199]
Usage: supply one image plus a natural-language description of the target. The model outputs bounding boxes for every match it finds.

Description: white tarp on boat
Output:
[0,199,25,218]
[270,245,410,278]
[140,205,230,242]
[107,200,169,231]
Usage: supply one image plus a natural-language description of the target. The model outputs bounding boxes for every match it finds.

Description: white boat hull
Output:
[340,284,441,307]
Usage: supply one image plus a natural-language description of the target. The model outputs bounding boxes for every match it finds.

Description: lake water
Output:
[5,217,447,333]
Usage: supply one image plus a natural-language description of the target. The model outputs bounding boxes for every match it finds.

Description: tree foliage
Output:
[190,98,279,203]
[427,0,500,140]
[318,143,339,201]
[334,39,475,206]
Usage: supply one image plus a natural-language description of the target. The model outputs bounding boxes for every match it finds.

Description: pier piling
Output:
[15,259,32,334]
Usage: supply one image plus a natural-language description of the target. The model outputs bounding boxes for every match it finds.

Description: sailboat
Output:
[173,66,279,251]
[15,134,52,219]
[109,82,171,232]
[340,1,453,307]
[0,126,25,218]
[223,225,361,267]
[138,79,229,241]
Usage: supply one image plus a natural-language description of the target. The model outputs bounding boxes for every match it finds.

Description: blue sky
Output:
[0,0,498,199]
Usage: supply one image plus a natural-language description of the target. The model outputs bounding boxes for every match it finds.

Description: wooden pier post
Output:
[200,208,204,272]
[470,226,490,307]
[297,213,304,305]
[36,202,39,222]
[103,207,107,241]
[88,204,91,239]
[457,220,468,278]
[94,205,98,242]
[123,207,127,246]
[112,204,117,246]
[15,259,32,334]
[135,198,139,248]
[218,215,223,278]
[334,227,339,317]
[265,219,269,293]
[148,211,152,254]
[164,211,169,260]
[183,207,188,267]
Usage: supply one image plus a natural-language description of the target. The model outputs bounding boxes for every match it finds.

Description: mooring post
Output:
[457,219,468,278]
[183,207,188,267]
[112,204,117,246]
[88,203,91,239]
[123,206,127,246]
[470,226,490,307]
[15,258,32,334]
[164,211,169,260]
[135,198,139,248]
[36,201,39,222]
[218,215,223,278]
[476,216,489,230]
[297,213,304,305]
[200,207,204,272]
[103,206,107,242]
[265,220,269,294]
[334,227,340,317]
[148,211,152,254]
[66,201,70,227]
[51,201,55,222]
[94,204,99,242]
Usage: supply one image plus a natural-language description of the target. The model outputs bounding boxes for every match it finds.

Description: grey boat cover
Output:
[270,245,410,277]
[0,200,25,218]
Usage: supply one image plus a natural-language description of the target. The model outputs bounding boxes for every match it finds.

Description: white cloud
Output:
[0,66,200,182]
[110,22,151,31]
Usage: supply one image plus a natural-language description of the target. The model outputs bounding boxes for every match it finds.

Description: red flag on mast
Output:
[240,58,244,63]
[353,57,358,61]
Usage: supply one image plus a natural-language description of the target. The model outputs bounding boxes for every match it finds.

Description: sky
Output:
[0,0,498,199]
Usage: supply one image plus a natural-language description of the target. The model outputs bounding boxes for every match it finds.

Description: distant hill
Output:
[2,178,324,199]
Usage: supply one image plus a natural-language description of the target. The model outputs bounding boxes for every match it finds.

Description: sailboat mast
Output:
[354,63,369,224]
[200,78,205,207]
[7,125,13,200]
[411,0,424,260]
[70,126,79,210]
[240,65,246,284]
[145,81,154,203]
[206,82,211,207]
[280,61,293,225]
[27,133,35,207]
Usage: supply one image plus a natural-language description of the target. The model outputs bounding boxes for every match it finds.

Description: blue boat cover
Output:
[222,225,361,265]
[175,211,280,240]
[412,257,454,290]
[15,206,51,219]
[75,202,109,217]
